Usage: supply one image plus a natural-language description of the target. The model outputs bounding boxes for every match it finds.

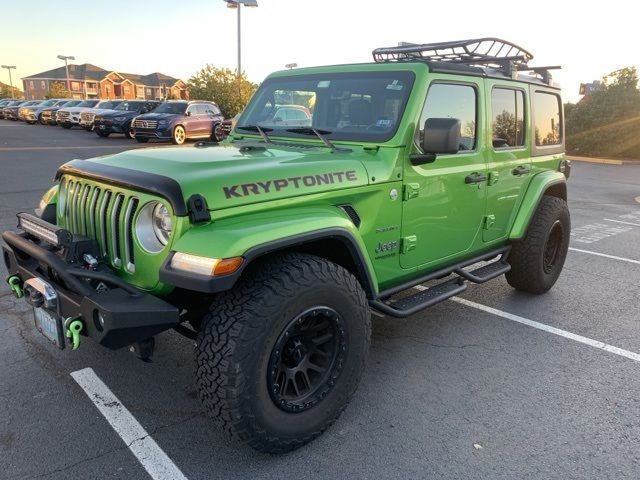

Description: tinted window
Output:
[534,92,562,146]
[239,71,415,142]
[154,102,188,114]
[417,83,477,151]
[142,102,158,113]
[491,88,525,148]
[203,104,220,116]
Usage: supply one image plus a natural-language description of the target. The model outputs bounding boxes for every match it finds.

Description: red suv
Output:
[131,100,224,145]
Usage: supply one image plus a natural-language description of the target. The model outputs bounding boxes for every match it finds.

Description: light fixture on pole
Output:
[223,0,258,102]
[57,54,75,94]
[1,65,16,98]
[285,63,298,70]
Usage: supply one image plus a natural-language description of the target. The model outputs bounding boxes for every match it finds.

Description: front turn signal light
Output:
[170,253,243,276]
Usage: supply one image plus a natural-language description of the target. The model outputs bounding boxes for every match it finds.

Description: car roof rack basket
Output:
[372,38,535,78]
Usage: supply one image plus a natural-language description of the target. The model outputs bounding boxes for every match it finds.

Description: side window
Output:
[534,92,562,146]
[207,105,221,116]
[186,105,198,116]
[418,83,477,152]
[491,88,525,148]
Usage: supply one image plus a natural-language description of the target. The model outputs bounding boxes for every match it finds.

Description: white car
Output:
[56,99,102,128]
[78,100,124,130]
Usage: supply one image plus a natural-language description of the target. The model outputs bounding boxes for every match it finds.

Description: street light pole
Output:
[1,65,16,98]
[57,54,75,96]
[224,0,258,105]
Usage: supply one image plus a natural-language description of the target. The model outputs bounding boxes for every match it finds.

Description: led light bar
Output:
[17,212,66,246]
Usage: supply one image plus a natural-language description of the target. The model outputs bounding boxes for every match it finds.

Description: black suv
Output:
[94,100,160,138]
[131,100,224,145]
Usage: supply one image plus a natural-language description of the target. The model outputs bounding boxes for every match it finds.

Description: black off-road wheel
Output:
[506,196,570,294]
[195,253,371,453]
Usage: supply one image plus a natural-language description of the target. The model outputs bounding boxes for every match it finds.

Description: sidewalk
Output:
[567,155,640,166]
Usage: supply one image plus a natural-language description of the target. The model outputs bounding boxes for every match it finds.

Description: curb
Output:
[567,156,640,166]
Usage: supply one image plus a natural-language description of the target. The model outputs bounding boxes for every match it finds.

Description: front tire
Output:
[135,136,149,143]
[506,196,570,294]
[95,130,110,138]
[38,114,46,125]
[171,125,186,145]
[195,253,371,453]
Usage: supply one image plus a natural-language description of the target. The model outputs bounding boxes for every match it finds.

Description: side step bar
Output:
[369,247,511,318]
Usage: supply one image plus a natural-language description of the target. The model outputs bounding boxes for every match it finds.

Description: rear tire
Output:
[506,196,570,294]
[195,253,371,453]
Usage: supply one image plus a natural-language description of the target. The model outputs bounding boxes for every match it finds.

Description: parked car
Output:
[79,100,123,130]
[55,99,101,128]
[0,99,20,110]
[2,100,34,121]
[131,100,224,144]
[215,112,241,141]
[19,99,61,124]
[94,100,160,138]
[40,100,82,125]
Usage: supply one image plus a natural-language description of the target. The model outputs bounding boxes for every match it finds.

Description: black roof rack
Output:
[372,38,535,79]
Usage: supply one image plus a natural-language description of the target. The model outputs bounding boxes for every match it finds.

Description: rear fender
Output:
[509,171,567,240]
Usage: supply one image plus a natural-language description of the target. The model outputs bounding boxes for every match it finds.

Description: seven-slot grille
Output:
[133,119,158,129]
[61,179,139,273]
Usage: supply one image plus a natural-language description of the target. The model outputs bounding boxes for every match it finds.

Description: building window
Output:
[534,92,562,146]
[491,88,525,148]
[124,85,130,95]
[71,82,80,91]
[29,81,34,90]
[40,81,46,90]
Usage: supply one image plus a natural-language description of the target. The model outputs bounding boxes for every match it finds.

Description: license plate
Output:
[99,124,105,130]
[34,307,65,349]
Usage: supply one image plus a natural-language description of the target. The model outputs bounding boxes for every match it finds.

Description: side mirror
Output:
[185,111,192,117]
[411,117,461,166]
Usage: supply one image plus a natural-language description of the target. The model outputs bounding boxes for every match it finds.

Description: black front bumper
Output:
[2,231,179,350]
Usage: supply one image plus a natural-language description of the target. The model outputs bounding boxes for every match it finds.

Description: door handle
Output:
[465,173,488,184]
[512,165,530,176]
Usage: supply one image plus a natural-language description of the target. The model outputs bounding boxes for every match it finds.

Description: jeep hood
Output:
[65,143,372,212]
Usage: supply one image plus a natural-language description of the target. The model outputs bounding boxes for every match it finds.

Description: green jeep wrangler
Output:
[3,39,570,453]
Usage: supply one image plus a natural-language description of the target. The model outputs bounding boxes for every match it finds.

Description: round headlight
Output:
[135,202,172,253]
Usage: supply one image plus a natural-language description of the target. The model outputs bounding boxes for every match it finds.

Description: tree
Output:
[187,66,257,118]
[0,84,22,98]
[566,66,640,158]
[46,81,70,99]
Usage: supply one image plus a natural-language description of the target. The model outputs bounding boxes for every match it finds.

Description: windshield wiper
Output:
[237,125,273,144]
[285,127,351,153]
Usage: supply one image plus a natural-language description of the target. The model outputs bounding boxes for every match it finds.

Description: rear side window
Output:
[418,83,477,151]
[534,92,562,146]
[491,88,525,148]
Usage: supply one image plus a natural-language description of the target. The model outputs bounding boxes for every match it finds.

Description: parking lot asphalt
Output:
[1,119,639,480]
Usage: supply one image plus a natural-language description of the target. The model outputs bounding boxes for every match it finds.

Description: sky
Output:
[2,0,638,103]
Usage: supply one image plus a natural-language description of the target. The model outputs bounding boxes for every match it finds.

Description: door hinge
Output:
[403,183,420,201]
[401,235,417,254]
[488,171,499,186]
[483,214,496,229]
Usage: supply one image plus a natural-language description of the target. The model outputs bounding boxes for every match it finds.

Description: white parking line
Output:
[414,285,640,363]
[569,247,640,265]
[604,218,640,227]
[71,368,188,480]
[450,296,640,363]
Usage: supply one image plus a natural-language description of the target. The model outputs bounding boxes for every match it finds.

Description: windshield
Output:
[238,71,415,142]
[115,101,143,112]
[61,100,81,107]
[96,101,120,109]
[153,102,187,114]
[55,100,69,106]
[76,100,99,108]
[38,99,56,107]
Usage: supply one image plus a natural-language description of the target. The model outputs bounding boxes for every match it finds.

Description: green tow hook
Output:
[7,275,23,298]
[65,318,84,351]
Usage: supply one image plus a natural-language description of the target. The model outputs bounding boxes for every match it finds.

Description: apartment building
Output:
[22,63,188,101]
